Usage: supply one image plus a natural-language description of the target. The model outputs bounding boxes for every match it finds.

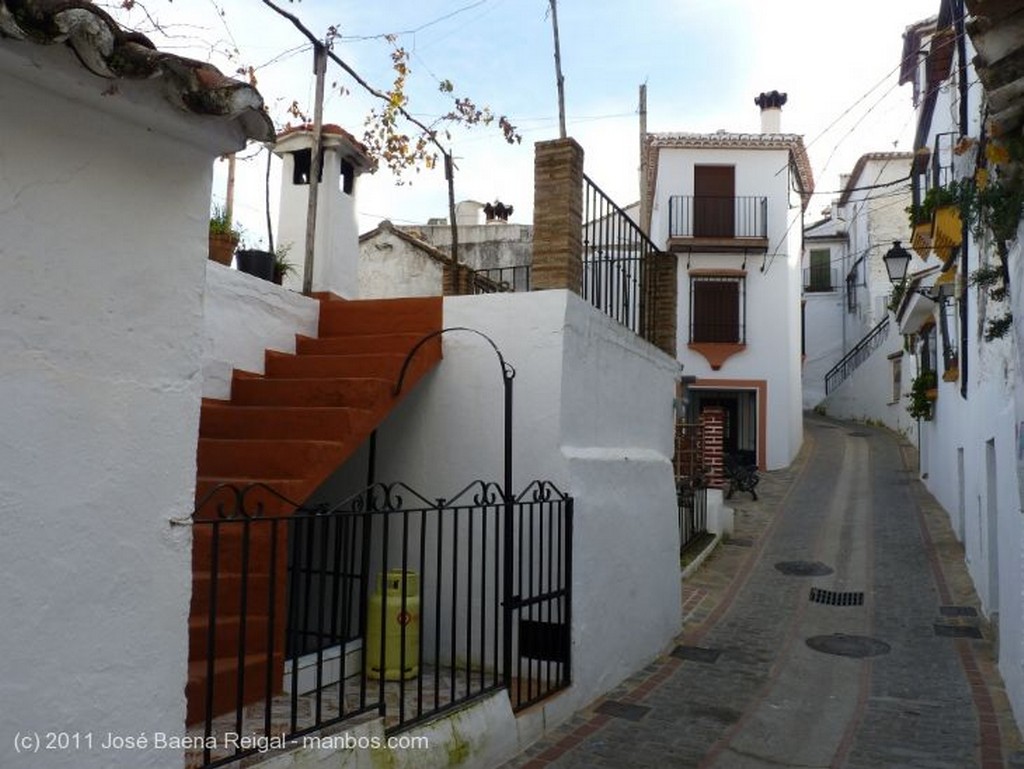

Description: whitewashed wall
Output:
[202,264,318,398]
[0,41,248,769]
[401,221,533,271]
[314,291,681,755]
[358,228,446,299]
[276,139,361,298]
[650,146,804,469]
[818,322,916,440]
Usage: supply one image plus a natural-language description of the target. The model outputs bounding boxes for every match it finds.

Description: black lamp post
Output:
[883,240,953,303]
[883,241,912,285]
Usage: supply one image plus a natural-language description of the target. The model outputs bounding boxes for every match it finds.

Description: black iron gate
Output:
[185,478,572,769]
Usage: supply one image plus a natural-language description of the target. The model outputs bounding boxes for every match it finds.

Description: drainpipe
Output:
[955,0,969,399]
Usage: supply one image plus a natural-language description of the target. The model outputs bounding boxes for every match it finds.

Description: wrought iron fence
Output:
[802,266,839,293]
[668,195,768,239]
[470,265,532,294]
[185,478,571,769]
[582,173,665,343]
[824,316,891,395]
[674,421,708,551]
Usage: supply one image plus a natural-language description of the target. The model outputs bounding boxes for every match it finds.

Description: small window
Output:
[846,269,858,313]
[806,249,833,292]
[340,159,355,195]
[691,275,745,343]
[292,148,324,185]
[890,354,902,403]
[920,323,938,374]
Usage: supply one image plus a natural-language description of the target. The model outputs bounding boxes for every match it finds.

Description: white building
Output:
[644,92,814,470]
[803,152,913,417]
[821,0,1024,734]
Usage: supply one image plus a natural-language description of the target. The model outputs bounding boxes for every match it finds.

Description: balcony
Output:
[668,195,769,252]
[803,267,839,293]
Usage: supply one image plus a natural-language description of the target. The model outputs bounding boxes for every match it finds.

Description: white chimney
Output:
[754,90,787,133]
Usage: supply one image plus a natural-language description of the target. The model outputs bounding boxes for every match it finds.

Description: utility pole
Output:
[549,0,566,139]
[303,42,327,295]
[638,84,649,235]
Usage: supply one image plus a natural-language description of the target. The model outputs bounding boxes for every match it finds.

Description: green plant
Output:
[209,204,239,238]
[969,263,1006,301]
[984,313,1013,342]
[906,368,938,420]
[887,280,907,313]
[273,243,295,282]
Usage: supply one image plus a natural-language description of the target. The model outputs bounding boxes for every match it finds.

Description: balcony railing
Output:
[470,265,532,294]
[582,173,667,343]
[668,195,768,239]
[803,267,839,293]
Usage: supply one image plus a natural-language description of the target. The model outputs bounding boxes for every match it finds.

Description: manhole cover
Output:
[775,560,834,577]
[806,634,890,658]
[809,587,864,606]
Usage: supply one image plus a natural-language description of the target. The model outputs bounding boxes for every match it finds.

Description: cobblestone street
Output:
[502,415,1024,768]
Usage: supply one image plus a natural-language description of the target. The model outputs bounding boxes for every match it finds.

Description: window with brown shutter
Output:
[691,276,745,343]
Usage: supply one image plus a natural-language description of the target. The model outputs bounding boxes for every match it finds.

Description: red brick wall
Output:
[700,406,726,490]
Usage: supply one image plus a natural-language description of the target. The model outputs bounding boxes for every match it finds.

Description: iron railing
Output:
[470,265,532,294]
[803,267,839,293]
[824,316,891,395]
[185,479,571,769]
[668,195,768,239]
[582,173,665,343]
[674,421,708,551]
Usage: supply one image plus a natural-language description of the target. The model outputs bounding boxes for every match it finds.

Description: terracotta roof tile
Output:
[0,0,274,142]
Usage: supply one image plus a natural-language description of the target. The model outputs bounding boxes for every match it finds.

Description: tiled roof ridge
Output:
[0,0,274,141]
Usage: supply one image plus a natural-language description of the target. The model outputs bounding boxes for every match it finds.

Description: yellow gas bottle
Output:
[366,570,420,680]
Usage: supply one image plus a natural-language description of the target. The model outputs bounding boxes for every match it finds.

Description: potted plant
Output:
[906,368,938,420]
[235,238,275,281]
[273,244,295,285]
[208,204,240,266]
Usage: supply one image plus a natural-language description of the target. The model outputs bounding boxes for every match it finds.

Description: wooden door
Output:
[694,166,735,237]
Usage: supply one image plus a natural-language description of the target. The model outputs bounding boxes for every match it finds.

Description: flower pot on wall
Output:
[208,232,238,265]
[235,249,275,281]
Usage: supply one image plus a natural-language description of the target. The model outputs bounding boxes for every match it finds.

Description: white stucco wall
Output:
[202,264,319,398]
[358,229,446,299]
[401,221,533,271]
[276,140,362,298]
[818,321,916,440]
[314,290,681,751]
[650,146,804,469]
[0,41,248,769]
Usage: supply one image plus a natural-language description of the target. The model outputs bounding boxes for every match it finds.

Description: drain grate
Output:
[671,645,721,664]
[934,624,983,639]
[848,431,871,437]
[775,560,834,577]
[940,605,978,617]
[596,700,651,721]
[725,537,754,548]
[809,587,864,606]
[806,634,891,658]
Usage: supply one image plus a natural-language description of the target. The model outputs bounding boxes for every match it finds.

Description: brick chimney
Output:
[754,90,787,133]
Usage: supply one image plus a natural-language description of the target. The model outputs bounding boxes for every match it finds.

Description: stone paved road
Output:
[501,415,1024,769]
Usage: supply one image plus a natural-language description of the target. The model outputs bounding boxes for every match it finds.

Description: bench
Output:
[724,452,759,501]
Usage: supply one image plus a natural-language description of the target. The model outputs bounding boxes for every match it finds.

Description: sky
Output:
[105,0,943,245]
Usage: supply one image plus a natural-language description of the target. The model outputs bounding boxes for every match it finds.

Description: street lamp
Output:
[883,240,954,303]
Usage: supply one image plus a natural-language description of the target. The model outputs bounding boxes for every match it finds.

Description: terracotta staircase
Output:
[187,296,443,725]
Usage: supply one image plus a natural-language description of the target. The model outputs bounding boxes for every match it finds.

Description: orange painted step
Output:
[190,615,273,659]
[264,351,409,380]
[191,570,275,617]
[199,403,369,441]
[196,438,350,480]
[186,653,284,725]
[317,296,442,337]
[295,332,435,356]
[229,375,393,408]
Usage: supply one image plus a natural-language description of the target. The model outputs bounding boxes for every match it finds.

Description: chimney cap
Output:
[755,91,788,110]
